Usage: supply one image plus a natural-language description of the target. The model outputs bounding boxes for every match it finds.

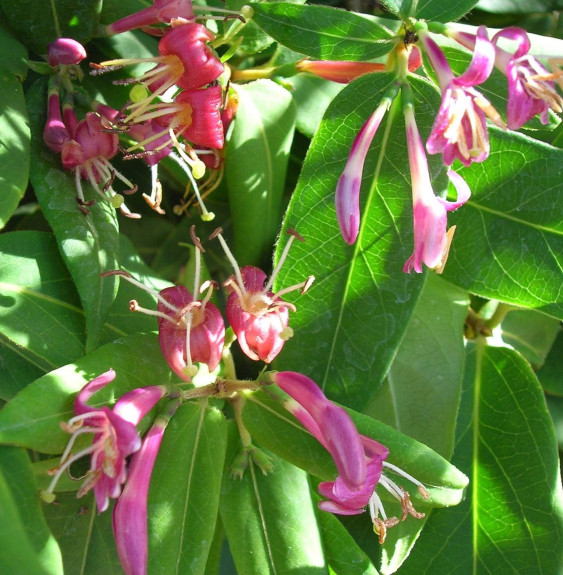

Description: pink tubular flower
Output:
[421,28,504,166]
[43,80,70,153]
[104,0,195,35]
[403,102,471,274]
[270,371,429,543]
[156,285,225,380]
[335,98,392,244]
[42,370,166,513]
[296,60,386,83]
[493,28,562,129]
[47,38,87,66]
[113,416,168,575]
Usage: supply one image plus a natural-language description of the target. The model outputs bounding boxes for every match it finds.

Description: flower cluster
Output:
[334,22,562,273]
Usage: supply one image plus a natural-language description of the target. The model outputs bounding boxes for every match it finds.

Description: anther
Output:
[190,225,205,252]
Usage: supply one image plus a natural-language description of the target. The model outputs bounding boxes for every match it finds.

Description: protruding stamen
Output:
[272,276,315,300]
[264,232,297,293]
[190,224,205,253]
[129,299,178,324]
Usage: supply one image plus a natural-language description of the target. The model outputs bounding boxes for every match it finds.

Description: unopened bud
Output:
[48,38,87,67]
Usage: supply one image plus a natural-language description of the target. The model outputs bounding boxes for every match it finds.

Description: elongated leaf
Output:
[0,341,46,401]
[444,128,563,319]
[315,503,379,575]
[0,22,29,229]
[226,80,296,266]
[400,343,563,574]
[0,332,176,454]
[27,79,120,351]
[0,447,63,575]
[43,492,122,575]
[243,390,468,508]
[0,0,102,54]
[221,428,327,575]
[251,4,394,61]
[273,74,441,408]
[365,273,469,459]
[147,400,228,575]
[0,232,85,374]
[378,0,479,21]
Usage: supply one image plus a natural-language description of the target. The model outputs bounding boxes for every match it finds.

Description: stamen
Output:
[272,277,315,300]
[101,270,179,313]
[382,461,429,494]
[129,299,179,324]
[263,232,297,293]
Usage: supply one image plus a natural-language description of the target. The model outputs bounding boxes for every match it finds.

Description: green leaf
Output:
[316,505,379,575]
[365,273,469,459]
[476,0,558,13]
[444,128,563,320]
[0,232,85,378]
[499,308,561,369]
[226,80,296,266]
[147,400,228,575]
[251,3,394,61]
[273,74,438,408]
[0,447,63,575]
[43,492,122,575]
[221,426,327,575]
[244,390,468,508]
[0,341,46,401]
[27,79,120,352]
[0,23,29,229]
[400,343,563,574]
[537,328,563,396]
[0,332,176,454]
[100,233,172,344]
[378,0,479,21]
[0,0,102,54]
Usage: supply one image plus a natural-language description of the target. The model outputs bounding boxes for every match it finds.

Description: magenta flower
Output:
[493,28,563,129]
[43,80,70,153]
[271,371,429,543]
[403,103,471,274]
[113,416,168,575]
[335,99,391,244]
[156,285,225,380]
[421,28,504,167]
[226,266,292,363]
[43,370,166,513]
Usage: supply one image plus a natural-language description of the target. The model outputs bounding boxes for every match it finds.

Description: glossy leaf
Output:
[537,328,563,396]
[243,390,468,508]
[0,0,102,54]
[0,23,29,229]
[0,341,46,401]
[27,79,120,352]
[444,129,563,319]
[273,74,440,408]
[315,504,379,575]
[226,80,296,266]
[0,231,85,376]
[252,3,394,61]
[0,446,63,575]
[365,273,469,459]
[147,400,228,575]
[499,308,561,369]
[400,343,563,574]
[43,492,122,575]
[378,0,479,22]
[221,428,327,575]
[0,332,176,454]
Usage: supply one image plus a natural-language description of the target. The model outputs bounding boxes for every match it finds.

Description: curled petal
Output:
[456,26,495,87]
[74,369,117,415]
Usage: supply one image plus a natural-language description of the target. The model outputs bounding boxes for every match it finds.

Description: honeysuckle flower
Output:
[493,28,562,129]
[47,37,87,66]
[113,408,174,575]
[104,0,196,35]
[403,100,471,274]
[43,78,70,153]
[60,107,139,217]
[155,285,225,380]
[335,96,393,244]
[42,369,166,513]
[449,26,563,130]
[296,59,386,84]
[420,28,505,167]
[222,230,314,363]
[270,371,429,543]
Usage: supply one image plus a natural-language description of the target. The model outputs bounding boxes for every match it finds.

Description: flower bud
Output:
[47,38,87,66]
